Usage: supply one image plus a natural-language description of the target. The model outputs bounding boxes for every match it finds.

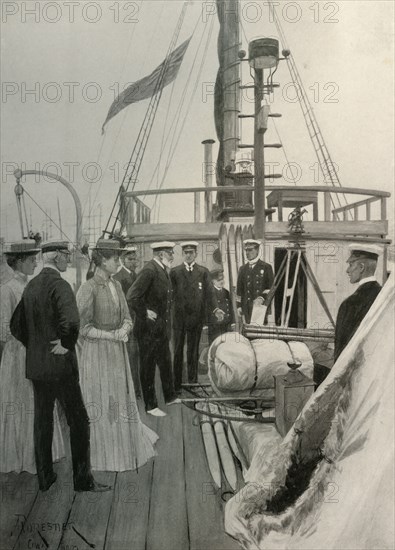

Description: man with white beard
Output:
[127,242,179,417]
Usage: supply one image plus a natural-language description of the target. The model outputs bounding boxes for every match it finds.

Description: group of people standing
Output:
[0,232,381,493]
[0,236,262,490]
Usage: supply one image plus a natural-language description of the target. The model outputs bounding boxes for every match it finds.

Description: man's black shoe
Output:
[74,481,112,493]
[40,472,57,492]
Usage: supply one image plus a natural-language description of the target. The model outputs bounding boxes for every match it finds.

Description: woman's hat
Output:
[4,239,41,254]
[92,238,124,251]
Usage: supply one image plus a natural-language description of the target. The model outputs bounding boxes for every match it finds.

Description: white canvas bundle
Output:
[209,334,314,395]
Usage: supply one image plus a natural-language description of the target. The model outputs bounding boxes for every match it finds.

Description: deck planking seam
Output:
[102,471,118,550]
[181,410,191,550]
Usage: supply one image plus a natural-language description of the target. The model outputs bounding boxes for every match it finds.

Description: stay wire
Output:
[151,14,215,220]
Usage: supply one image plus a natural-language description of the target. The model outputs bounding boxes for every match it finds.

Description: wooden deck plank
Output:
[13,459,74,550]
[105,463,154,550]
[104,398,158,550]
[146,405,189,550]
[0,471,39,549]
[59,471,116,550]
[182,407,240,550]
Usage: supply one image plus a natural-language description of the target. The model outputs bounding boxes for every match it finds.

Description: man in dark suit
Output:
[335,245,382,361]
[170,241,210,393]
[10,241,110,492]
[113,243,141,397]
[207,269,234,345]
[236,239,274,324]
[113,244,139,295]
[315,245,382,386]
[127,242,179,417]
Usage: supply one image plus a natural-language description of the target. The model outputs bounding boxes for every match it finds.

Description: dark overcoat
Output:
[236,259,274,323]
[127,259,172,338]
[113,266,136,297]
[10,267,80,381]
[207,286,234,327]
[334,280,381,361]
[170,263,210,329]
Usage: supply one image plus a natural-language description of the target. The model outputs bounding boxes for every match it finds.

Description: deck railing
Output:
[332,195,387,222]
[124,185,390,224]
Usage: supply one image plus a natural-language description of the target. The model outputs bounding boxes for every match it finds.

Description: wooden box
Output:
[274,371,315,437]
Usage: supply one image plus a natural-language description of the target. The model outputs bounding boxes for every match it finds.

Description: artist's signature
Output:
[12,515,93,549]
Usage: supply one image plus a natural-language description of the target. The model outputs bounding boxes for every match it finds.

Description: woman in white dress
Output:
[76,239,158,471]
[0,240,64,473]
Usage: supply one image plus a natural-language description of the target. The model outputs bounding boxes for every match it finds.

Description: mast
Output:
[215,0,241,188]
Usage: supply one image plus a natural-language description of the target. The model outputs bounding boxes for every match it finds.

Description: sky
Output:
[1,0,394,245]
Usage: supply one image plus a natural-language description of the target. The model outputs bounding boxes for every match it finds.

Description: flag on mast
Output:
[102,37,191,134]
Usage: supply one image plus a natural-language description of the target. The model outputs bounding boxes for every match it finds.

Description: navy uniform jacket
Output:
[207,286,234,327]
[10,267,80,381]
[334,280,381,361]
[170,263,210,329]
[113,266,136,296]
[236,259,274,323]
[127,260,172,339]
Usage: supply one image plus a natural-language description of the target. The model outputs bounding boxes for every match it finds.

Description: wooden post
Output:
[194,193,200,223]
[254,68,265,251]
[366,201,371,220]
[324,192,331,221]
[381,197,387,220]
[202,139,215,222]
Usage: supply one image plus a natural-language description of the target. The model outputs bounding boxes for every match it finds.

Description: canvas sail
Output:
[225,272,395,549]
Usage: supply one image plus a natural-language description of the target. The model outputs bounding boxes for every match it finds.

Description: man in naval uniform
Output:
[334,245,382,361]
[315,245,382,386]
[113,243,141,397]
[207,268,234,345]
[170,241,210,393]
[113,243,139,295]
[127,242,179,417]
[236,239,274,324]
[11,240,110,493]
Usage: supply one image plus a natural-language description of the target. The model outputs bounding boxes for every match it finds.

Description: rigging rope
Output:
[103,1,190,236]
[150,14,215,222]
[82,0,145,223]
[22,187,75,246]
[268,0,351,217]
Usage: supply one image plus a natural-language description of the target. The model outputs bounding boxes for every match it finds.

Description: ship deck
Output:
[1,384,242,550]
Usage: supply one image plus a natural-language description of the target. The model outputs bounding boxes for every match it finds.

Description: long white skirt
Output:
[78,337,158,472]
[0,338,65,474]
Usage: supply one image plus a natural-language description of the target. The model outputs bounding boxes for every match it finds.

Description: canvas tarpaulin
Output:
[225,273,394,549]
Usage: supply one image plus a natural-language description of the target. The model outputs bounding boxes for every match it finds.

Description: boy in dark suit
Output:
[170,242,210,392]
[207,269,234,345]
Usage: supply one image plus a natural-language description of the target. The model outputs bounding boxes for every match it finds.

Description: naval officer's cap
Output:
[41,240,70,253]
[347,244,381,262]
[151,241,175,252]
[122,243,137,255]
[243,239,261,249]
[4,239,41,255]
[180,241,199,251]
